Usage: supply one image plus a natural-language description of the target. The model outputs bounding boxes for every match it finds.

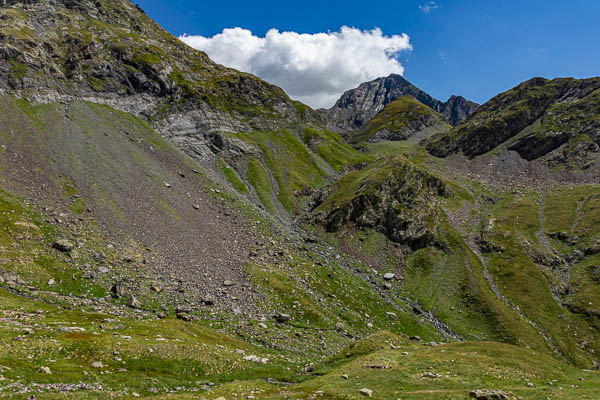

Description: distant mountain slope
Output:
[425,77,600,168]
[349,96,449,144]
[325,74,478,132]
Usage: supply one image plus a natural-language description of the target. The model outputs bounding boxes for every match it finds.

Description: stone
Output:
[39,366,51,374]
[111,283,127,298]
[359,388,373,397]
[92,361,104,368]
[176,305,192,314]
[422,372,442,378]
[223,280,234,287]
[97,266,110,274]
[276,313,290,323]
[176,312,192,322]
[383,273,395,280]
[469,389,510,400]
[409,335,421,341]
[244,355,268,363]
[52,239,74,252]
[127,296,142,309]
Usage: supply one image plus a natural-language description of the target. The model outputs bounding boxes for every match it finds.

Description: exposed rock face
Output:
[443,94,479,126]
[425,77,600,167]
[326,74,477,132]
[310,156,451,251]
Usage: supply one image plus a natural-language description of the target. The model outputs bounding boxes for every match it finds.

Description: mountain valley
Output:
[0,1,600,399]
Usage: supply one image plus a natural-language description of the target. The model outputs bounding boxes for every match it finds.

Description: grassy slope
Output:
[4,290,600,399]
[0,93,599,395]
[284,333,600,400]
[350,96,448,144]
[0,289,301,399]
[224,128,370,216]
[312,135,600,368]
[485,192,599,366]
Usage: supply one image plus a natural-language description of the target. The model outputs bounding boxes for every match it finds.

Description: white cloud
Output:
[419,1,439,13]
[179,26,412,109]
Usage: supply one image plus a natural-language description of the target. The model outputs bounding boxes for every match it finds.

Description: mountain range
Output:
[1,1,600,399]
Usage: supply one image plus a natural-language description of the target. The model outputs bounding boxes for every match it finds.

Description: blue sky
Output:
[136,0,600,108]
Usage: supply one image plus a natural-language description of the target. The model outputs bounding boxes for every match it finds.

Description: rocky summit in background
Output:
[2,0,600,399]
[325,73,478,132]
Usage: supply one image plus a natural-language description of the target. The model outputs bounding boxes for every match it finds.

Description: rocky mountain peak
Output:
[325,73,478,132]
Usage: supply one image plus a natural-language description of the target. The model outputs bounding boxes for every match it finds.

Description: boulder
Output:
[111,283,127,298]
[176,312,192,322]
[276,313,291,323]
[127,296,141,309]
[52,239,74,252]
[469,389,511,400]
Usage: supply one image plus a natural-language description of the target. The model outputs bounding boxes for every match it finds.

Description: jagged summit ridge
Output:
[325,73,478,132]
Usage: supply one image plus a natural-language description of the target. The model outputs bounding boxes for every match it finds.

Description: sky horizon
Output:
[136,0,600,109]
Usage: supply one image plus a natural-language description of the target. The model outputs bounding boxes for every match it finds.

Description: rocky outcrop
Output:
[310,156,451,251]
[326,74,477,132]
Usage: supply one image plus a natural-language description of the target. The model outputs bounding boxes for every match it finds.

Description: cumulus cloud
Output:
[419,1,439,13]
[180,27,412,109]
